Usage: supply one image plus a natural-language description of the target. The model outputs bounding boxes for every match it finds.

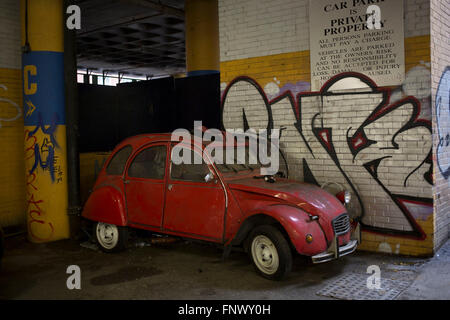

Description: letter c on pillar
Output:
[24,65,37,95]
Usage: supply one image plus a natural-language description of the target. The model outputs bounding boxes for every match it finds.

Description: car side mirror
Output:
[204,172,215,183]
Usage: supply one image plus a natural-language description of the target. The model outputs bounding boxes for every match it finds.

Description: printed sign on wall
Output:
[309,0,405,90]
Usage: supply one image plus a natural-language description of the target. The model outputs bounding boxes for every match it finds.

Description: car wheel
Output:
[248,225,292,280]
[94,222,128,253]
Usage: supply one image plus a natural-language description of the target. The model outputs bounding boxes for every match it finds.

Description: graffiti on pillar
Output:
[436,67,450,180]
[23,109,61,240]
[221,72,432,239]
[25,100,36,117]
[25,131,55,241]
[22,53,68,241]
[26,112,63,183]
[27,191,55,241]
[0,84,22,128]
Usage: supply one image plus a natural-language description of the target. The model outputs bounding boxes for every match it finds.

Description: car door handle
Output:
[168,184,173,191]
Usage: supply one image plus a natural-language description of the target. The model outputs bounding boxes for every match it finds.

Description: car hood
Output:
[228,177,346,222]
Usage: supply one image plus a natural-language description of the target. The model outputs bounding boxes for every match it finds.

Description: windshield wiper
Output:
[253,174,276,183]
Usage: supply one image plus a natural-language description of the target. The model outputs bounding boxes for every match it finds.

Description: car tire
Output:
[248,225,292,280]
[94,222,128,253]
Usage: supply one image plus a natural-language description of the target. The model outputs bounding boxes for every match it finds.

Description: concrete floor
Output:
[0,233,449,300]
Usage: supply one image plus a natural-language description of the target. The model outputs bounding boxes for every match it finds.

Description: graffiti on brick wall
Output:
[436,67,450,180]
[0,84,21,128]
[221,72,432,239]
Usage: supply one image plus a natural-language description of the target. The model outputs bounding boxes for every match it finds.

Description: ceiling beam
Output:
[78,12,162,36]
[120,0,184,19]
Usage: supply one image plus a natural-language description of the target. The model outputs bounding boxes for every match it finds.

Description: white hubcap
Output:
[251,235,279,275]
[96,223,119,249]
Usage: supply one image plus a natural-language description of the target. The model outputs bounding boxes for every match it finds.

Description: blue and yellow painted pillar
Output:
[185,0,219,76]
[21,0,70,242]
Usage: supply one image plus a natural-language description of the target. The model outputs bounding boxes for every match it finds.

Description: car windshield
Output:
[209,146,265,174]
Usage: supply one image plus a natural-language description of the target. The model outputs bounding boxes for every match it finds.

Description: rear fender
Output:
[81,184,127,226]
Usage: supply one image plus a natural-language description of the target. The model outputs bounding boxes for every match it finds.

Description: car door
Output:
[125,143,168,228]
[163,143,226,242]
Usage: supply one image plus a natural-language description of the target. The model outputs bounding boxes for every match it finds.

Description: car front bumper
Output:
[311,239,358,263]
[311,222,360,264]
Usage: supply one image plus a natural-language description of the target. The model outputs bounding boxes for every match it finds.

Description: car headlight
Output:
[344,190,351,204]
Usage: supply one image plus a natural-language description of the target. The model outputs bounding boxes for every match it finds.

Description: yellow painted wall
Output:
[79,152,111,204]
[405,35,431,73]
[359,214,434,256]
[221,35,430,92]
[221,50,311,90]
[0,68,26,228]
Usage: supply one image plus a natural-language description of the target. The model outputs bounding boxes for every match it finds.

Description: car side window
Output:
[128,145,167,180]
[106,145,132,176]
[170,147,210,182]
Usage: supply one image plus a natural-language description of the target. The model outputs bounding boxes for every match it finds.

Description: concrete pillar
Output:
[21,0,70,242]
[185,0,219,76]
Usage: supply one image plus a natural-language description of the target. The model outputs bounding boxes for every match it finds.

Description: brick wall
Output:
[431,0,450,251]
[0,0,22,70]
[219,0,434,256]
[219,0,309,61]
[220,0,429,61]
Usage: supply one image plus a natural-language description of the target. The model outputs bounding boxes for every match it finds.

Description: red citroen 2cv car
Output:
[82,133,360,280]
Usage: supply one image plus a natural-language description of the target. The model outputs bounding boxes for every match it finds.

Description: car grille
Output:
[332,214,350,236]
